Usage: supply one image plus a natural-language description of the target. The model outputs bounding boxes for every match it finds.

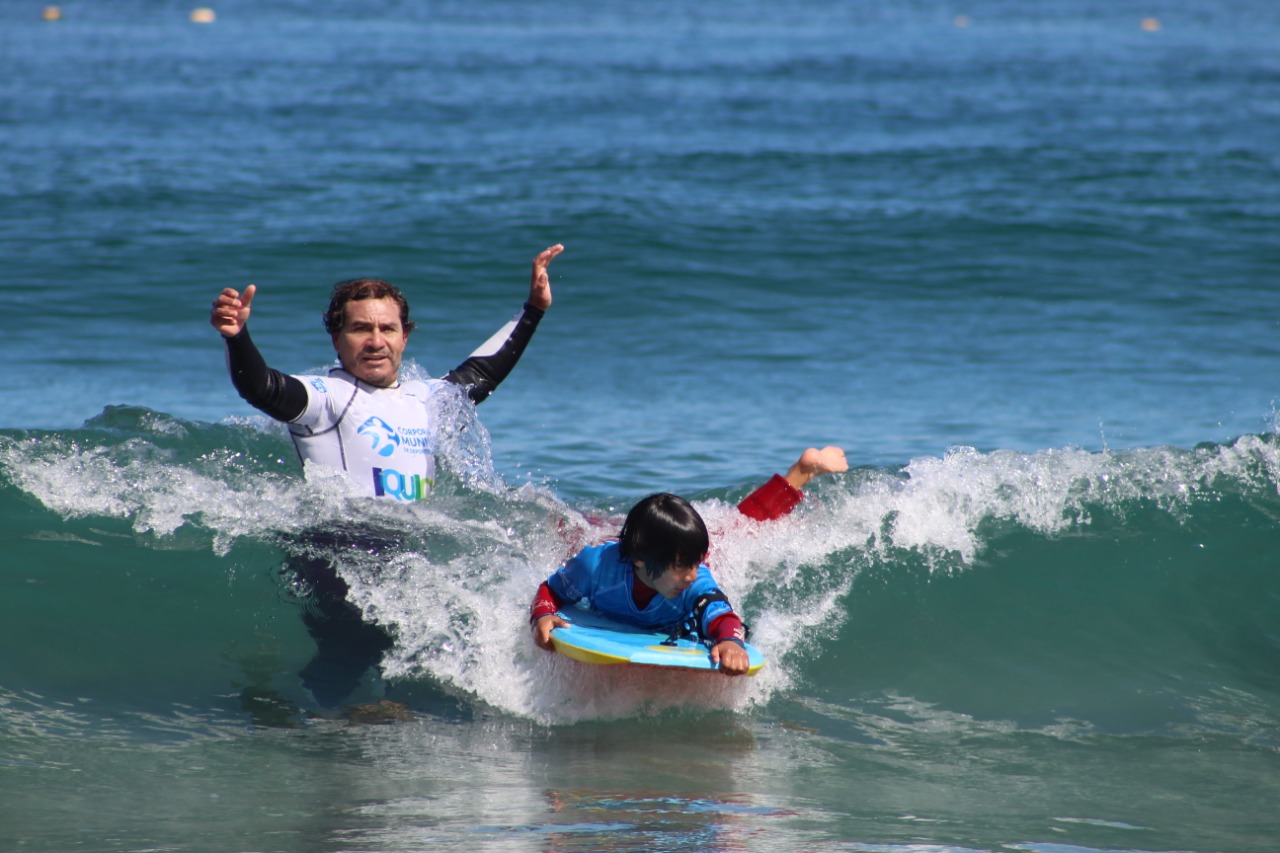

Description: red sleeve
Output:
[706,612,746,645]
[735,473,803,521]
[530,580,565,624]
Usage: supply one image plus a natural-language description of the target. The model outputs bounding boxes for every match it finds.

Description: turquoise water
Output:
[3,1,1280,850]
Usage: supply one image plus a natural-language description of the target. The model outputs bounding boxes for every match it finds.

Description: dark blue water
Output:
[2,1,1279,850]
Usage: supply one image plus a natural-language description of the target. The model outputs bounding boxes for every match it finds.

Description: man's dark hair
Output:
[618,493,710,580]
[323,278,416,336]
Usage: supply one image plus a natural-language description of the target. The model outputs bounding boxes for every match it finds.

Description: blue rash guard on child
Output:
[546,541,733,636]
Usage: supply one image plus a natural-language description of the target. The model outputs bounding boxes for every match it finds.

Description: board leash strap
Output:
[660,590,749,647]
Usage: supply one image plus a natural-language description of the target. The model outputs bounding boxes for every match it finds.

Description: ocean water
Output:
[3,0,1280,851]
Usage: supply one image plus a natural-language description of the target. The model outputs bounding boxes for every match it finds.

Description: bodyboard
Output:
[549,608,766,675]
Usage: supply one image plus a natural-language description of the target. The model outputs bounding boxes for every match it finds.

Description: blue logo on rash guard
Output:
[357,417,400,458]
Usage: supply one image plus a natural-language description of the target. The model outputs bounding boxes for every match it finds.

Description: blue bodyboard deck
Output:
[549,609,766,675]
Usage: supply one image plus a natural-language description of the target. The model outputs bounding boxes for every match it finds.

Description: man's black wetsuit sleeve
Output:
[223,329,309,422]
[443,302,545,404]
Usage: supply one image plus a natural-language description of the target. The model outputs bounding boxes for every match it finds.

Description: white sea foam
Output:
[4,421,1279,723]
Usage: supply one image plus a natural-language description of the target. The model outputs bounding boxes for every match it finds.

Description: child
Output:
[530,446,847,676]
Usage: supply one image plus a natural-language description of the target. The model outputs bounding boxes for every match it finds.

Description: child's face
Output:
[649,562,699,599]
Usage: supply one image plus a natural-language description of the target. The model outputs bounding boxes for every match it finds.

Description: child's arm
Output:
[737,446,848,521]
[706,611,751,676]
[710,640,750,675]
[530,581,571,651]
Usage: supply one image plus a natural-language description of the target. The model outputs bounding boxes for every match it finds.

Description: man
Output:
[209,244,564,707]
[210,244,564,500]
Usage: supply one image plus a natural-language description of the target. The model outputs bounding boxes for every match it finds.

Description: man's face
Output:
[332,297,408,387]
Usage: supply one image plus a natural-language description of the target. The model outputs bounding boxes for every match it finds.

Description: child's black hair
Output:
[617,493,710,580]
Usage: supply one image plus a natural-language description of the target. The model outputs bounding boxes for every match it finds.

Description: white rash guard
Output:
[289,371,449,500]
